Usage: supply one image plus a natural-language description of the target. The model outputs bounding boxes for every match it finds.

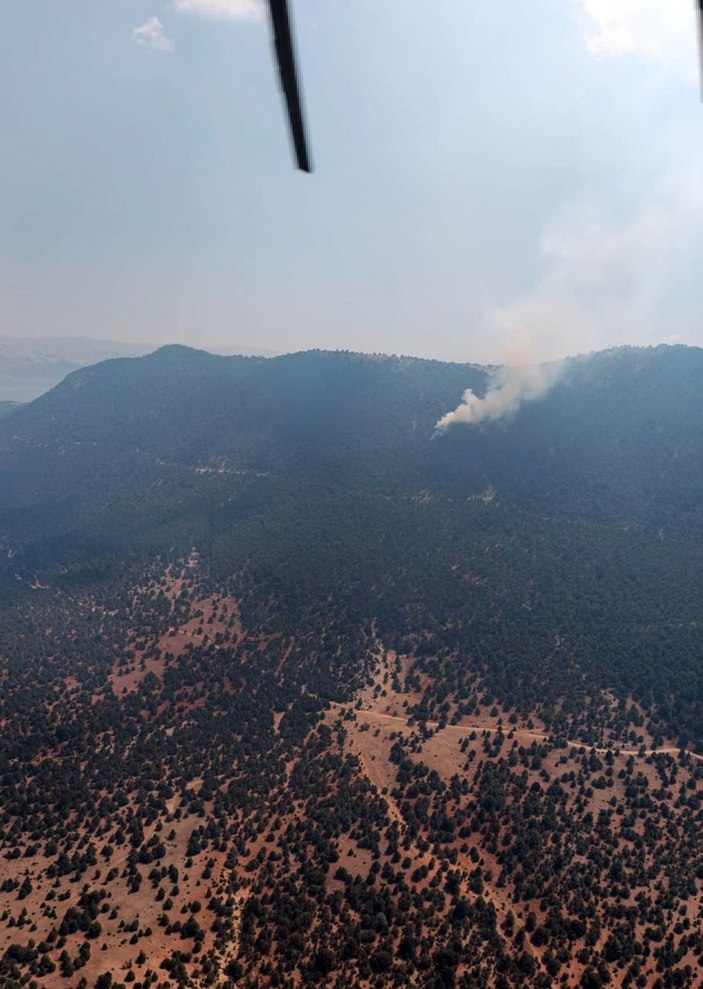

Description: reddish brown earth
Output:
[1,573,702,988]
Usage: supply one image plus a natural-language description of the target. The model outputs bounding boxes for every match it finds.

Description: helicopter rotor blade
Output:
[268,0,312,172]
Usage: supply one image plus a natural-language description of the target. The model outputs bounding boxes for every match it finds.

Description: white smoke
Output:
[435,359,562,431]
[437,163,703,432]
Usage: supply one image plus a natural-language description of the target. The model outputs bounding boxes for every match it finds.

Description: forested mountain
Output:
[0,400,21,418]
[0,345,702,989]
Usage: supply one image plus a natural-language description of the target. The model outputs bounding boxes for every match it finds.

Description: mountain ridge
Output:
[0,335,276,402]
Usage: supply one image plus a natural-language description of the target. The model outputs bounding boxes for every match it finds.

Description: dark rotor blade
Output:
[698,0,703,101]
[268,0,312,172]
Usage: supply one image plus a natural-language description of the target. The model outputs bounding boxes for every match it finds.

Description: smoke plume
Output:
[436,360,563,431]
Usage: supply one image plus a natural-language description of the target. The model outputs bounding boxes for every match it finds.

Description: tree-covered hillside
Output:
[4,343,703,528]
[1,344,702,989]
[0,344,701,743]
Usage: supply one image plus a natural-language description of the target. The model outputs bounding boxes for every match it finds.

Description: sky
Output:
[1,0,702,364]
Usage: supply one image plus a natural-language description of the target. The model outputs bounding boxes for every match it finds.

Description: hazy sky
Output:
[1,0,702,363]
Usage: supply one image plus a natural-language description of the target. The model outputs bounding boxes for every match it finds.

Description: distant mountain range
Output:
[0,335,274,401]
[0,336,150,402]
